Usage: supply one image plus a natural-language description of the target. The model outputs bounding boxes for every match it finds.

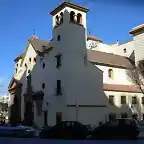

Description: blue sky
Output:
[0,0,144,95]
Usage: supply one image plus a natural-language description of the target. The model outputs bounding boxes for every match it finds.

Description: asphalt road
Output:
[0,137,143,144]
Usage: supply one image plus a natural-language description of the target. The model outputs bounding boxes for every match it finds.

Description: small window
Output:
[25,63,27,68]
[43,62,45,68]
[132,96,137,104]
[16,68,17,73]
[108,69,114,79]
[142,114,144,120]
[29,58,31,62]
[70,11,75,22]
[109,95,114,105]
[55,15,60,26]
[121,112,128,118]
[56,80,62,95]
[142,97,144,104]
[77,13,82,24]
[123,48,126,53]
[121,96,126,104]
[34,57,36,63]
[42,83,45,89]
[57,35,61,41]
[60,12,63,24]
[109,113,116,121]
[28,70,31,73]
[17,63,18,67]
[132,113,138,120]
[55,54,62,68]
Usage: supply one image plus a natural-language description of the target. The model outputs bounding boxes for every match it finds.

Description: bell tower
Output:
[50,1,89,28]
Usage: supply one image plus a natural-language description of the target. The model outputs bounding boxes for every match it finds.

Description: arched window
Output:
[25,63,27,68]
[42,83,45,89]
[70,11,75,22]
[108,69,114,79]
[33,57,36,63]
[29,58,31,62]
[60,12,63,24]
[55,15,59,26]
[77,13,82,24]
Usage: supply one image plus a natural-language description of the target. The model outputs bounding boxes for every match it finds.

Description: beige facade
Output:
[8,1,144,127]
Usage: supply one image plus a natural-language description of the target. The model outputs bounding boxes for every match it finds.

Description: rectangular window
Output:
[121,96,126,104]
[132,96,137,104]
[142,114,144,120]
[142,97,144,104]
[109,95,114,105]
[56,80,62,95]
[55,54,61,68]
[36,100,42,116]
[56,112,62,124]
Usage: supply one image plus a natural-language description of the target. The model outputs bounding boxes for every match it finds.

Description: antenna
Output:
[33,29,35,35]
[87,28,92,35]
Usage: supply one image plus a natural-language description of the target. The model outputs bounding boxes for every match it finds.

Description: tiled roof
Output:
[8,77,22,91]
[14,38,134,69]
[30,39,51,53]
[129,24,144,34]
[104,84,142,93]
[87,35,103,43]
[14,53,24,62]
[50,1,89,16]
[87,50,134,69]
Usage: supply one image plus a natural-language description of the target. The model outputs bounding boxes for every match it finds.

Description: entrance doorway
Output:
[44,111,48,126]
[24,101,34,126]
[56,112,62,124]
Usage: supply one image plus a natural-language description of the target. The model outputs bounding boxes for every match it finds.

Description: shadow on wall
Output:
[8,51,45,125]
[103,92,142,122]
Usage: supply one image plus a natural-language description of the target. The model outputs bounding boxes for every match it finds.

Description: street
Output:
[0,137,144,144]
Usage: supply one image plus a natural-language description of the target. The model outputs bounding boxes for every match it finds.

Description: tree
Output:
[127,59,144,94]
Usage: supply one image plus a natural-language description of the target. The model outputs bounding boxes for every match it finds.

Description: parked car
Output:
[0,124,38,137]
[40,121,89,140]
[86,118,140,140]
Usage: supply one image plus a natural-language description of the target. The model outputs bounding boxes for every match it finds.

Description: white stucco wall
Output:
[104,91,144,119]
[96,65,132,85]
[133,32,144,63]
[20,43,37,121]
[118,40,134,58]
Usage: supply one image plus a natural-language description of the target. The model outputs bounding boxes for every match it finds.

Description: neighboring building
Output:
[0,95,8,122]
[0,95,9,104]
[8,1,144,127]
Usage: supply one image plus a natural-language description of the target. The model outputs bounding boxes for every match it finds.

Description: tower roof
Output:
[129,24,144,34]
[50,1,89,16]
